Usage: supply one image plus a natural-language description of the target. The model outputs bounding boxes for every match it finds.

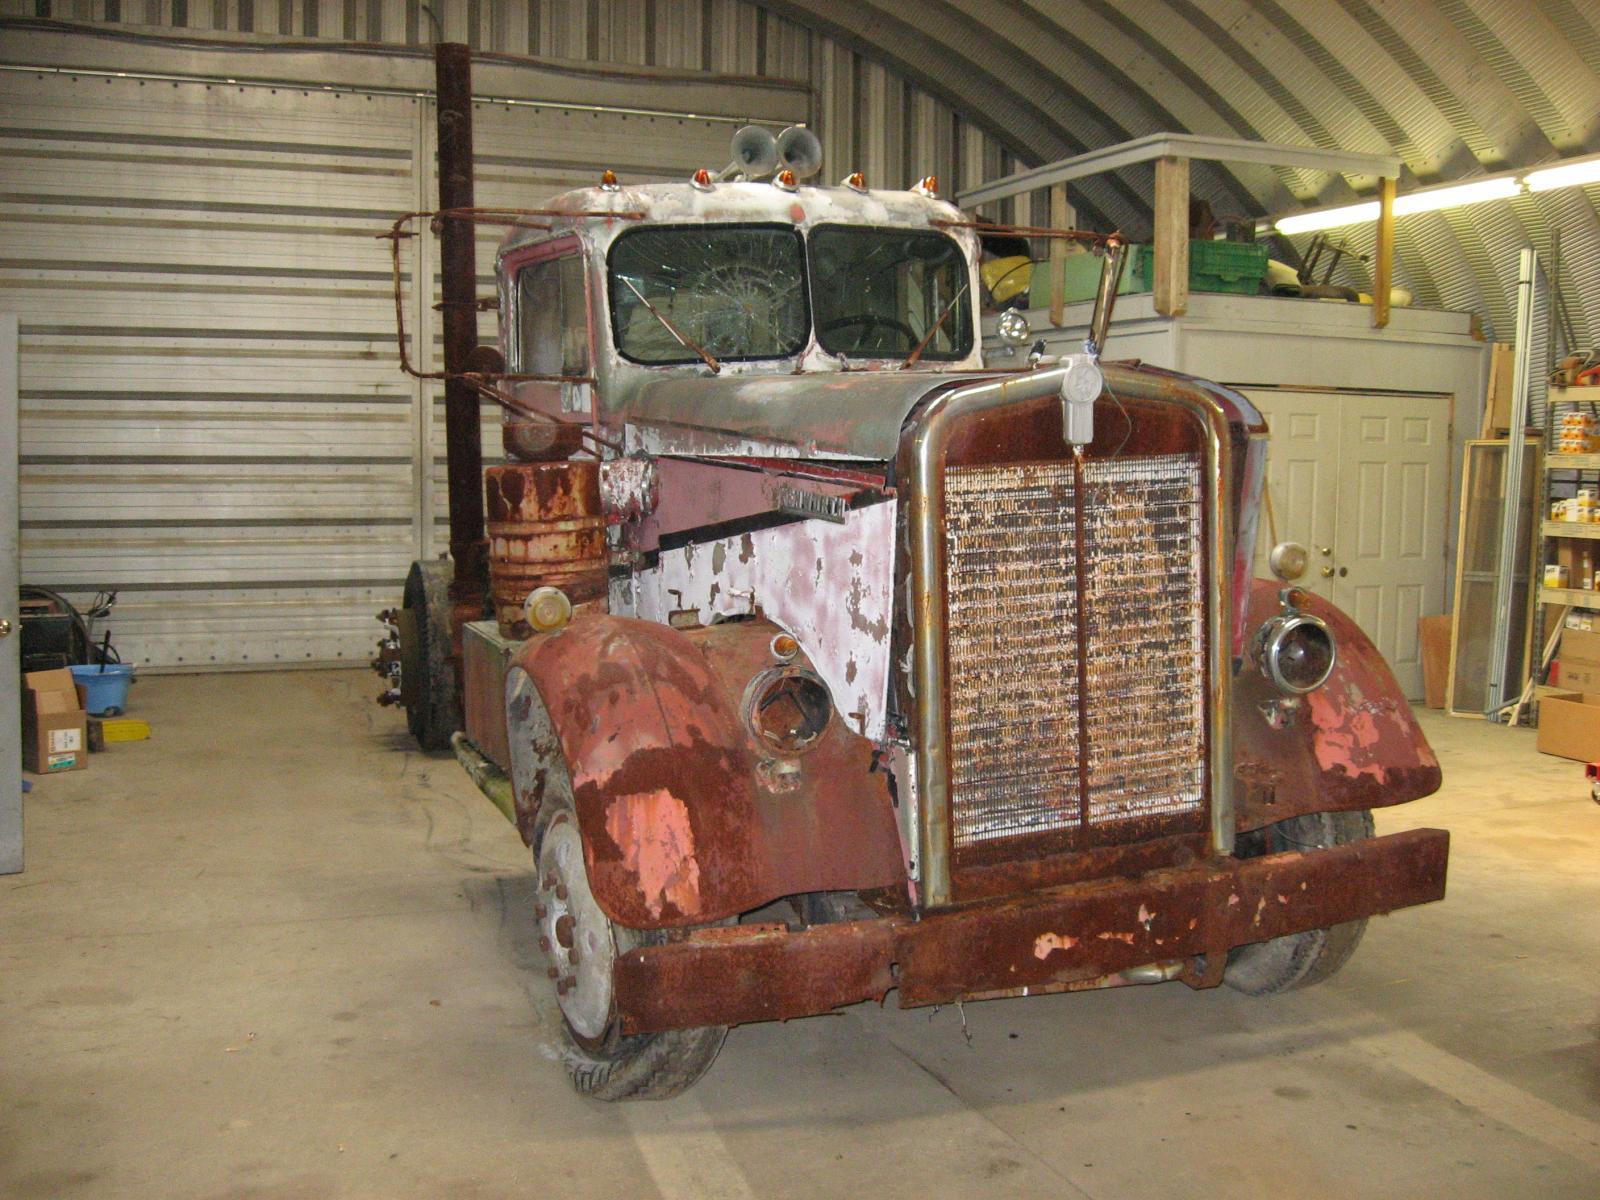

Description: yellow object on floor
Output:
[100,717,150,742]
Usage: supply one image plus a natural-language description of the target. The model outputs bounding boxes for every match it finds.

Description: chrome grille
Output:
[945,452,1206,850]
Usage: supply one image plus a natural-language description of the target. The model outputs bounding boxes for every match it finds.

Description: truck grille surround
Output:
[944,452,1208,854]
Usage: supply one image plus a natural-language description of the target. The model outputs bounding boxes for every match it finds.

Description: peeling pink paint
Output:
[604,789,702,920]
[1033,932,1079,959]
[1307,681,1403,782]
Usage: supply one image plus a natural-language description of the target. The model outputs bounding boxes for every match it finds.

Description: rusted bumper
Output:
[613,827,1449,1034]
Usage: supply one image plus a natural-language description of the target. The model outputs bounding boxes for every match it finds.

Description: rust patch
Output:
[603,789,703,920]
[1033,932,1078,959]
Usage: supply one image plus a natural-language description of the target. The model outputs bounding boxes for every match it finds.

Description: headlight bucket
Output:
[1256,610,1336,694]
[744,667,833,755]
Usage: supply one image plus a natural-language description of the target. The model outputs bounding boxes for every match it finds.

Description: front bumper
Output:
[612,827,1449,1034]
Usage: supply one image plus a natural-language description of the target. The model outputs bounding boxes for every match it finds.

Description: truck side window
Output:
[516,255,589,377]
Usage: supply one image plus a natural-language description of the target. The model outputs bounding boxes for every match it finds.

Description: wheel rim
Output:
[536,813,617,1043]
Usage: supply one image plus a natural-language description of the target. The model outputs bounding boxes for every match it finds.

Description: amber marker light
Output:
[599,169,620,191]
[842,171,867,191]
[913,174,938,197]
[770,633,799,662]
[691,167,713,190]
[774,168,798,191]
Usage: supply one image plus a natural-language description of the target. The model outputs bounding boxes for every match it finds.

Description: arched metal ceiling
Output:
[758,0,1600,347]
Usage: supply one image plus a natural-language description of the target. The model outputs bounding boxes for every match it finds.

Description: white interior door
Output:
[1,315,20,875]
[1246,388,1452,700]
[1331,394,1450,698]
[1248,390,1340,604]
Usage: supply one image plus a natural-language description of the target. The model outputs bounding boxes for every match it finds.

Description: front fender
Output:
[1233,580,1441,832]
[504,614,906,928]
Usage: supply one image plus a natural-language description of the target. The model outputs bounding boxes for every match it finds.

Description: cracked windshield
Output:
[609,225,808,364]
[810,225,972,360]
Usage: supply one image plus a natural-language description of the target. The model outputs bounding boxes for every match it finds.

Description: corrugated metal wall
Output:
[750,0,1600,352]
[0,25,807,669]
[4,2,1023,209]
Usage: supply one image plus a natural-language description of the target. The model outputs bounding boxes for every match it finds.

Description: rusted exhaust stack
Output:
[435,42,489,607]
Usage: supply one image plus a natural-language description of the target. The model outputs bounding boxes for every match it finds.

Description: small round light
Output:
[770,633,799,662]
[1268,541,1310,582]
[746,668,832,755]
[773,168,798,191]
[691,167,713,190]
[912,174,939,198]
[1257,612,1336,694]
[997,309,1032,346]
[599,169,619,191]
[524,586,573,634]
[841,171,867,191]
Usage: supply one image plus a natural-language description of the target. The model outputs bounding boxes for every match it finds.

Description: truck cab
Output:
[377,125,1448,1102]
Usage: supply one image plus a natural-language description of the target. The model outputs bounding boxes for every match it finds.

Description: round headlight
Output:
[745,668,832,755]
[1258,612,1336,694]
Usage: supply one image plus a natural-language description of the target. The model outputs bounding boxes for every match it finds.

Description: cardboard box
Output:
[22,668,87,773]
[1557,630,1600,694]
[1537,691,1600,761]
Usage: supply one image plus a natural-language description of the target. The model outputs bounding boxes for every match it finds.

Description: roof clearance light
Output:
[774,168,798,191]
[1525,158,1600,193]
[842,171,867,192]
[913,175,939,198]
[599,169,620,192]
[691,167,714,191]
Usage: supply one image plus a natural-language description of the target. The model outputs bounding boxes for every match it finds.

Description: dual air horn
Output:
[716,124,824,182]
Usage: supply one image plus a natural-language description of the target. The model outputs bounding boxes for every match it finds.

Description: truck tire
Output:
[1223,809,1374,996]
[533,789,727,1101]
[402,559,461,752]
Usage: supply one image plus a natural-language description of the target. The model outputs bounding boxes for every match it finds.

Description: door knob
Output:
[1321,566,1335,578]
[0,618,11,637]
[1319,546,1333,556]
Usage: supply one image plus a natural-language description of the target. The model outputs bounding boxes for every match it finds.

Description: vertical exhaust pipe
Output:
[434,43,489,607]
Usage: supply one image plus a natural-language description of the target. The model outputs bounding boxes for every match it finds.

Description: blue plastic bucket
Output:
[70,663,136,716]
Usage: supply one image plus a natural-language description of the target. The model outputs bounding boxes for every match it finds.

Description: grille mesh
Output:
[945,453,1206,850]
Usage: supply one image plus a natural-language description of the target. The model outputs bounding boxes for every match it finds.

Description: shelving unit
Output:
[1536,386,1600,698]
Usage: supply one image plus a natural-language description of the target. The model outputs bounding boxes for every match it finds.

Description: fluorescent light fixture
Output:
[1274,201,1379,235]
[1393,176,1521,214]
[1264,150,1600,236]
[1525,158,1600,192]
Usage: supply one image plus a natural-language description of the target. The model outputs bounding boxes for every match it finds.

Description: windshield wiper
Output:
[900,282,970,370]
[620,276,722,373]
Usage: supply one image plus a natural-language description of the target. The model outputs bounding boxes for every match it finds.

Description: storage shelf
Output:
[1540,586,1600,607]
[1546,453,1600,471]
[1542,520,1600,540]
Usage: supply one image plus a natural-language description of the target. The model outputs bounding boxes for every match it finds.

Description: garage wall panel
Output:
[0,71,423,669]
[0,31,809,670]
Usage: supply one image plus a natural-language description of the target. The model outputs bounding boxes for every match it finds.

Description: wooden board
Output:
[1419,615,1452,709]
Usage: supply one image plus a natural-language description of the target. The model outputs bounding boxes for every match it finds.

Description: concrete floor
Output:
[2,669,1597,1199]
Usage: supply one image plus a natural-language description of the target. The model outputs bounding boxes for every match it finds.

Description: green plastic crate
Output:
[1023,240,1267,308]
[1128,239,1269,295]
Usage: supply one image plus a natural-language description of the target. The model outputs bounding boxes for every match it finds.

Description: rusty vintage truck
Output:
[374,53,1447,1101]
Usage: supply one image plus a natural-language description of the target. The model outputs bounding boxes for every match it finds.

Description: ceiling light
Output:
[1525,158,1600,193]
[1392,177,1521,214]
[1274,201,1379,235]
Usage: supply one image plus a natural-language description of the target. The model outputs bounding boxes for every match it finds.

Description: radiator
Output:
[944,453,1207,850]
